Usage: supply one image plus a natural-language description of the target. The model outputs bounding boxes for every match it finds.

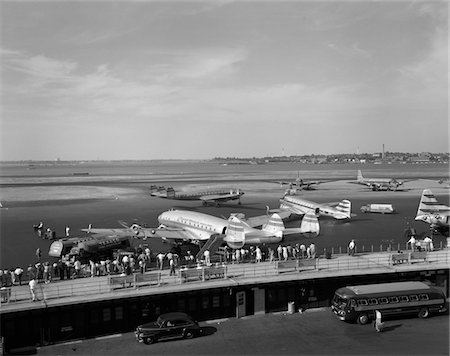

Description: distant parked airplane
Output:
[277,195,352,220]
[273,172,331,191]
[150,185,244,206]
[415,189,449,236]
[353,170,412,191]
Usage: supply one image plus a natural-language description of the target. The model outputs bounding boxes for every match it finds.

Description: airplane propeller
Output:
[118,220,149,240]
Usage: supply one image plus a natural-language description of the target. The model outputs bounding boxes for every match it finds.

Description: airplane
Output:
[277,195,352,220]
[48,221,151,258]
[49,234,132,259]
[353,170,412,191]
[414,189,450,236]
[273,172,330,191]
[83,209,319,249]
[149,185,244,206]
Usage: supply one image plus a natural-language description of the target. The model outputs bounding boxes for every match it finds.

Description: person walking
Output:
[309,243,316,259]
[14,267,24,286]
[35,248,42,262]
[255,246,262,263]
[204,250,210,266]
[29,278,38,302]
[277,245,283,260]
[169,258,176,276]
[65,225,70,237]
[157,252,165,270]
[282,246,288,261]
[374,309,384,332]
[408,235,416,251]
[348,239,356,256]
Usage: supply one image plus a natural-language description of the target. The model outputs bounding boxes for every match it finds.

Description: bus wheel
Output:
[357,313,369,325]
[418,307,429,319]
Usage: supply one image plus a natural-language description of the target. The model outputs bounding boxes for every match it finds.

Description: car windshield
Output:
[156,316,164,327]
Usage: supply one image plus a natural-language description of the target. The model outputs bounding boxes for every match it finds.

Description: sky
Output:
[0,1,448,161]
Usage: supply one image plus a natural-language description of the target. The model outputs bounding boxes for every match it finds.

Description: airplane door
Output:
[236,291,246,318]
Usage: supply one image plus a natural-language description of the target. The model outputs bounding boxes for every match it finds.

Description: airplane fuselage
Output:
[157,210,228,241]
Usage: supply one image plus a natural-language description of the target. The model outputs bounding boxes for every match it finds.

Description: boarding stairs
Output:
[195,234,225,262]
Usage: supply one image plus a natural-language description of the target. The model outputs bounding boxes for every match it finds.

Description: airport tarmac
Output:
[1,164,449,270]
[35,308,449,355]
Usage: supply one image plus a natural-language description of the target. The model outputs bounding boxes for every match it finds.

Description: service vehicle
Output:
[360,204,394,214]
[331,281,447,325]
[135,312,201,344]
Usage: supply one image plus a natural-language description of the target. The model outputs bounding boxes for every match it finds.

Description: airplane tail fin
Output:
[166,186,176,198]
[262,213,285,234]
[357,170,364,183]
[300,212,320,237]
[415,189,438,221]
[224,216,246,249]
[149,185,158,195]
[336,199,352,219]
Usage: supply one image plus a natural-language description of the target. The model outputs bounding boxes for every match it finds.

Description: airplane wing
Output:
[81,228,154,239]
[151,227,197,241]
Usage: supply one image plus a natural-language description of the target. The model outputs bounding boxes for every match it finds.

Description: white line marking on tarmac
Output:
[206,318,229,324]
[95,334,122,340]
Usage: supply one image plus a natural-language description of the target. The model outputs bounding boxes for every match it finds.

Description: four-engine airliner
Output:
[353,170,412,191]
[277,195,352,220]
[150,185,244,206]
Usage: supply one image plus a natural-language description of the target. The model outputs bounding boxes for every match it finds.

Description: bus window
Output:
[419,294,429,301]
[400,296,409,302]
[368,298,378,305]
[379,297,388,304]
[410,295,419,301]
[358,299,368,306]
[388,297,399,303]
[350,299,357,308]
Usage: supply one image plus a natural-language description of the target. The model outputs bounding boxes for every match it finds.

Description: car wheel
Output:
[184,330,194,339]
[418,307,429,319]
[357,313,369,325]
[143,336,156,344]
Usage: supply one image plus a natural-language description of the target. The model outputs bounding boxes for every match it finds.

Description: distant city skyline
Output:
[1,1,448,161]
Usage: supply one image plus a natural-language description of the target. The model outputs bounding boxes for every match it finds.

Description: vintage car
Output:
[135,312,201,344]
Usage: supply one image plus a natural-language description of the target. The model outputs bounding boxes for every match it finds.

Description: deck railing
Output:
[1,249,448,307]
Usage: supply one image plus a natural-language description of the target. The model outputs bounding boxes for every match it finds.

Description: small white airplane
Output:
[83,209,319,248]
[278,195,352,220]
[354,170,412,191]
[150,185,244,206]
[415,189,449,235]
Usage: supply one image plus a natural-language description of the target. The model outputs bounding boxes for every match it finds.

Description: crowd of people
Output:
[0,231,438,303]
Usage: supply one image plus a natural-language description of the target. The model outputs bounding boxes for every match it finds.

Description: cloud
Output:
[2,49,77,81]
[395,26,447,105]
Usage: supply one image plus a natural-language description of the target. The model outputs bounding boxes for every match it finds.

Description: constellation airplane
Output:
[82,209,319,248]
[277,195,352,220]
[353,170,413,191]
[415,189,449,236]
[150,185,244,206]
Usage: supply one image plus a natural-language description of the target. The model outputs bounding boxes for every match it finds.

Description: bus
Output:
[331,281,447,325]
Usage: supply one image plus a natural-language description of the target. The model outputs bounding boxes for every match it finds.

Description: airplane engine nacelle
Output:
[226,240,245,250]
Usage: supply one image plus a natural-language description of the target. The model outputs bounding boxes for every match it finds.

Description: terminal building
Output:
[1,250,449,353]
